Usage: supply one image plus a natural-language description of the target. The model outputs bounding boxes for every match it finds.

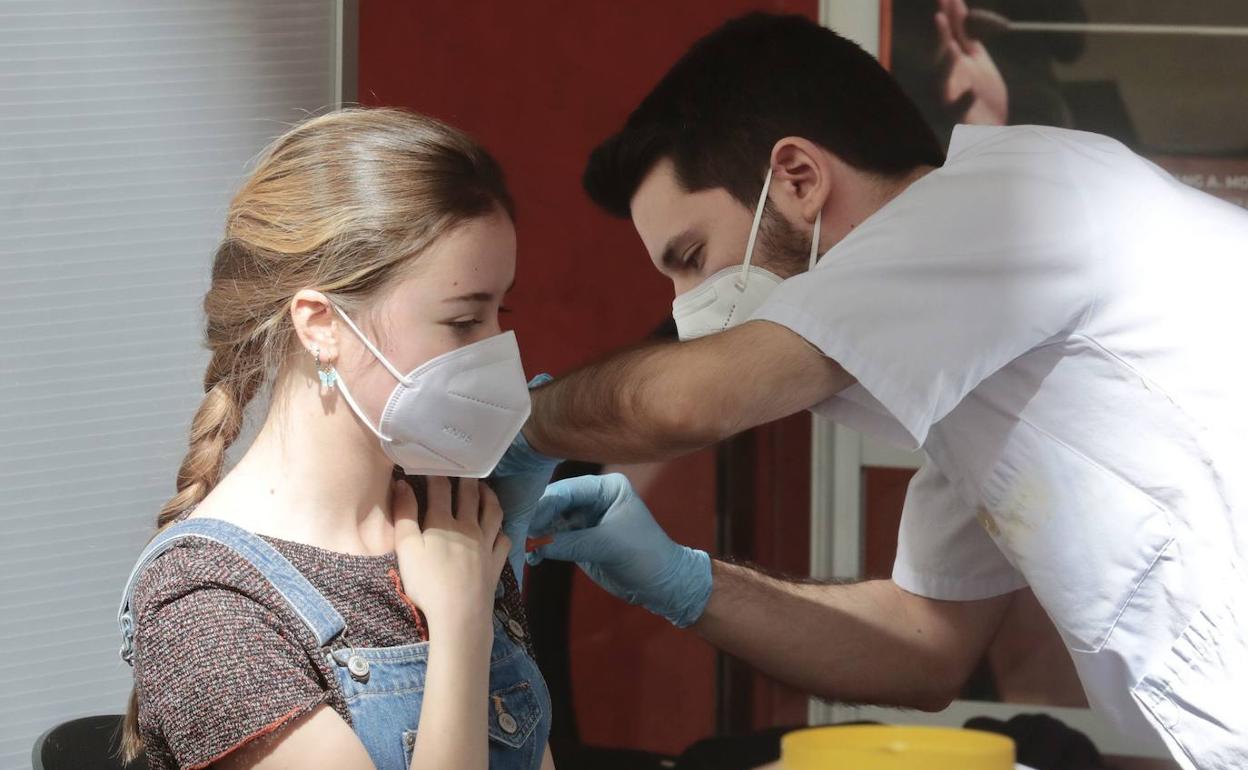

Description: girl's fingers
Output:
[392,479,421,539]
[491,532,512,576]
[456,477,481,527]
[425,475,453,527]
[480,483,504,543]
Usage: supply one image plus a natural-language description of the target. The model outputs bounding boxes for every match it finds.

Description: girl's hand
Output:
[391,477,506,770]
[392,476,510,635]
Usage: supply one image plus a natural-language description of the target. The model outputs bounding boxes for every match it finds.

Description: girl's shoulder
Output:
[128,532,342,770]
[128,521,278,624]
[128,514,419,652]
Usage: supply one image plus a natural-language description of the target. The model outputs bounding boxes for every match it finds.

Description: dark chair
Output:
[32,715,149,770]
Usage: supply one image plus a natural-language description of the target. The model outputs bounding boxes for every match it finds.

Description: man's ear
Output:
[769,137,831,224]
[290,289,339,364]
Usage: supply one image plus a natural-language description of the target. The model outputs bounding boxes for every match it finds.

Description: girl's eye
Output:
[445,319,481,330]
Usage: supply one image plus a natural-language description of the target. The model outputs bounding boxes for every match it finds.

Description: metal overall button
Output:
[346,653,370,681]
[485,681,539,748]
[495,605,526,644]
[498,712,519,735]
[492,694,518,735]
[328,631,370,683]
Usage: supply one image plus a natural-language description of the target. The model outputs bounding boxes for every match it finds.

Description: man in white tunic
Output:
[511,13,1247,768]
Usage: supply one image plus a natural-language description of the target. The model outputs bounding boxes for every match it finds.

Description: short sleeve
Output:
[134,582,329,769]
[892,463,1028,600]
[751,125,1100,447]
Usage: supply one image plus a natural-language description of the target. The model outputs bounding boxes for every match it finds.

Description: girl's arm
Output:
[404,599,492,768]
[395,476,510,770]
[213,705,375,769]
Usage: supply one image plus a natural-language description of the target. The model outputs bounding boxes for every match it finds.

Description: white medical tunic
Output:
[753,125,1248,769]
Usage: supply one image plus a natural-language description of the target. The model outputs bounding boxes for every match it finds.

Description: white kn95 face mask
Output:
[330,305,531,478]
[672,167,822,341]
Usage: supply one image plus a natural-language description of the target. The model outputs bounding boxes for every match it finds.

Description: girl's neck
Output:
[200,376,397,556]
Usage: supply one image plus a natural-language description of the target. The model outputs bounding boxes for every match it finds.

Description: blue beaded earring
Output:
[313,347,337,390]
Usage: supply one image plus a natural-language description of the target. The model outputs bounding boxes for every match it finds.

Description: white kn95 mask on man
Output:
[672,167,822,341]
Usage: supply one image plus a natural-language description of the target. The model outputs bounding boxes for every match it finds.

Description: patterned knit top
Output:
[128,509,530,770]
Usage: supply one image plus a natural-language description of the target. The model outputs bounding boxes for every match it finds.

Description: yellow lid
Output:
[781,725,1015,770]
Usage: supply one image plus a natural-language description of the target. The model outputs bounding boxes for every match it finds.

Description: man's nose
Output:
[672,275,703,298]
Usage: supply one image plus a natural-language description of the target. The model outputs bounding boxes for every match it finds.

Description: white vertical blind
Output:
[0,2,336,767]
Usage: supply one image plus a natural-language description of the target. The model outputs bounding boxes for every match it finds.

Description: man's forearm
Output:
[525,320,853,463]
[525,339,719,464]
[692,560,1013,711]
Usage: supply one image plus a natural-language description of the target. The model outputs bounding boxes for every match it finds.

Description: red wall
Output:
[359,0,816,754]
[358,0,816,377]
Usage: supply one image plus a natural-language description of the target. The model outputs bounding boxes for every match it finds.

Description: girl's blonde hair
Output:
[119,107,513,763]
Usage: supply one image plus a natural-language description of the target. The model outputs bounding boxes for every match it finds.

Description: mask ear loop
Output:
[331,303,412,386]
[808,209,823,271]
[334,373,393,442]
[323,303,400,442]
[736,167,775,292]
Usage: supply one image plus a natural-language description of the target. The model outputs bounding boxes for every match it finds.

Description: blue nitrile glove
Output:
[490,374,562,589]
[526,473,712,628]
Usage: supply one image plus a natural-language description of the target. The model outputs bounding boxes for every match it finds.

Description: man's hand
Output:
[936,0,1008,125]
[527,473,712,628]
[490,375,562,587]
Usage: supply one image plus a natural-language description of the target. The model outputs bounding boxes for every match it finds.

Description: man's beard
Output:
[756,205,811,278]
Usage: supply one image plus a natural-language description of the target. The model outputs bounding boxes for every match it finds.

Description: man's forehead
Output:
[630,158,686,260]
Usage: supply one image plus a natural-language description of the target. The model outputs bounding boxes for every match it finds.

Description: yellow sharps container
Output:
[781,725,1015,770]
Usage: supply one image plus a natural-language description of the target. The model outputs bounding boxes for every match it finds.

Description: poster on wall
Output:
[884,0,1248,210]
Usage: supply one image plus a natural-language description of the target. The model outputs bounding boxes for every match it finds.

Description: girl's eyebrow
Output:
[444,291,493,303]
[443,279,516,303]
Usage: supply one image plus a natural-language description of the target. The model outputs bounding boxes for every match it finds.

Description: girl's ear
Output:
[290,290,339,363]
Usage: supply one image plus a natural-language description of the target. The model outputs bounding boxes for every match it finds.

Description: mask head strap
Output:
[808,209,823,271]
[737,167,774,291]
[322,302,400,443]
[332,371,392,442]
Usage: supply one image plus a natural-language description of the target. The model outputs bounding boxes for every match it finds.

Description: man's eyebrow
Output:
[443,278,516,303]
[659,228,698,270]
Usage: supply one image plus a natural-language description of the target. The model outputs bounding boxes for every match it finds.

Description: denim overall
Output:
[117,517,551,770]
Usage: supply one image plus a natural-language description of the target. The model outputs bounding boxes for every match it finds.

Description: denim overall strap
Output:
[117,517,347,665]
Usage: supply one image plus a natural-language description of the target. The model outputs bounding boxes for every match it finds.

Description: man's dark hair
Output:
[583,12,945,218]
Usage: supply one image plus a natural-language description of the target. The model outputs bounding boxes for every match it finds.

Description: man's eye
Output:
[683,245,704,271]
